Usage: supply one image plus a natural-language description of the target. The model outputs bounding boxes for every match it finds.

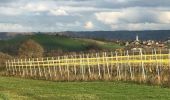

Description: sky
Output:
[0,0,170,32]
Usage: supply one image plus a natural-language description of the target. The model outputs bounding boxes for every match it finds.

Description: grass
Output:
[0,77,170,100]
[80,38,123,50]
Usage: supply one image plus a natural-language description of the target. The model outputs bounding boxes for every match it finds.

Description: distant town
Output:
[115,35,170,51]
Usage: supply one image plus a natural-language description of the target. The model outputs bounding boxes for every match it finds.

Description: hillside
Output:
[57,30,170,41]
[0,34,123,55]
[1,30,170,41]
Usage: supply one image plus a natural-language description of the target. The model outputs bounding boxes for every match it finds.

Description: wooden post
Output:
[127,51,133,80]
[12,60,15,75]
[70,55,74,80]
[140,49,146,81]
[11,60,15,75]
[102,52,106,79]
[151,49,154,72]
[15,59,18,75]
[160,50,163,69]
[105,52,110,78]
[32,58,34,77]
[154,49,160,84]
[25,59,28,77]
[73,54,77,76]
[17,59,21,76]
[52,57,57,80]
[79,54,84,80]
[159,49,163,80]
[8,60,11,75]
[66,56,70,81]
[110,52,114,78]
[144,51,147,80]
[7,60,10,75]
[91,53,95,76]
[132,51,135,80]
[32,58,36,77]
[14,59,17,75]
[120,51,123,80]
[87,54,91,78]
[42,58,46,80]
[169,49,170,69]
[124,51,127,80]
[5,61,8,75]
[47,57,52,80]
[96,53,101,79]
[82,53,86,79]
[58,56,62,78]
[115,51,120,80]
[159,49,164,82]
[29,58,32,77]
[37,58,42,78]
[20,59,24,77]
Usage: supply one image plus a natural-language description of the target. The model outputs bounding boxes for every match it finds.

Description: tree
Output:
[18,39,44,58]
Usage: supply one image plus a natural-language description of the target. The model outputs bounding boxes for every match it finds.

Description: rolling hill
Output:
[57,30,170,41]
[0,34,123,55]
[0,30,170,41]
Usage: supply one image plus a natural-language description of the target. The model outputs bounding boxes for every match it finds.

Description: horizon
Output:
[1,29,170,33]
[0,0,170,32]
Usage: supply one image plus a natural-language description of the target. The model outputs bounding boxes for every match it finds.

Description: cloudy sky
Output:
[0,0,170,32]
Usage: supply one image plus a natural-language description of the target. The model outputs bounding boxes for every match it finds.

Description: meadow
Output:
[0,76,170,100]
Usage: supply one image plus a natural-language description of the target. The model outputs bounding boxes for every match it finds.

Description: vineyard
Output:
[5,49,170,84]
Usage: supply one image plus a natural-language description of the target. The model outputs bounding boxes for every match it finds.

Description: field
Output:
[0,77,170,100]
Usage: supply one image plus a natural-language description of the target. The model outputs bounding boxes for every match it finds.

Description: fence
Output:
[5,49,170,83]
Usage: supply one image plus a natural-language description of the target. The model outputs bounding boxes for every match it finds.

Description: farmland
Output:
[0,76,170,100]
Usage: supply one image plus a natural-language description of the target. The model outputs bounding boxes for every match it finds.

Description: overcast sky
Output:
[0,0,170,32]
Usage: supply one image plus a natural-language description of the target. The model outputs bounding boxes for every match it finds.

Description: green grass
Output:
[79,38,123,50]
[0,77,170,100]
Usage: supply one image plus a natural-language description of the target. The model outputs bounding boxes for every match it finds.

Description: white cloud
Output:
[59,6,100,12]
[158,11,170,24]
[95,7,170,30]
[84,21,94,29]
[0,23,32,32]
[0,7,22,16]
[21,3,48,12]
[95,8,158,24]
[49,9,68,16]
[95,12,123,24]
[21,3,70,16]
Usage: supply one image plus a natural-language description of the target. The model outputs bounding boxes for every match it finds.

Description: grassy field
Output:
[0,77,170,100]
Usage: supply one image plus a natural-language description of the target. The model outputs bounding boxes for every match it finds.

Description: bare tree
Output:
[18,39,44,58]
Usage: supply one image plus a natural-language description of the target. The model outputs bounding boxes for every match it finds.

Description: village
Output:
[116,35,170,51]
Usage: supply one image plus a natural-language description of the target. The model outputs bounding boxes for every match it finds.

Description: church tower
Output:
[136,34,139,41]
